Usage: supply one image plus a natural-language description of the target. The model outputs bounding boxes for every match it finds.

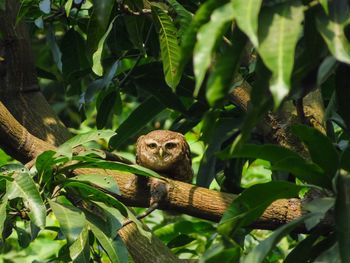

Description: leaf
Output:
[292,125,339,178]
[66,158,161,179]
[0,0,5,11]
[193,3,234,96]
[46,24,63,72]
[206,29,247,106]
[258,1,304,107]
[92,17,117,76]
[231,0,262,47]
[109,96,165,149]
[152,5,181,90]
[61,29,90,80]
[96,89,117,129]
[200,245,240,263]
[241,213,318,263]
[335,170,350,263]
[0,197,7,241]
[57,130,115,157]
[64,181,128,217]
[167,234,195,248]
[179,0,228,71]
[340,146,350,172]
[70,225,90,262]
[15,227,31,248]
[49,200,86,245]
[218,181,303,234]
[65,0,73,16]
[316,1,350,64]
[167,0,193,37]
[5,167,46,227]
[88,222,127,263]
[87,0,115,55]
[70,174,120,195]
[39,0,51,14]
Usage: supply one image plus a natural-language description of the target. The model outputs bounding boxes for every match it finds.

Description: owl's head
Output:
[136,130,188,171]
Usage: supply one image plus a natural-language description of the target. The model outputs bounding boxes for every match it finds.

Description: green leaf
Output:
[292,125,339,178]
[88,222,127,263]
[96,89,117,129]
[193,3,234,96]
[64,181,128,217]
[167,0,193,37]
[35,150,56,178]
[66,158,161,179]
[5,167,46,227]
[218,181,303,234]
[180,0,228,71]
[258,1,304,107]
[15,227,31,248]
[0,0,5,11]
[241,213,318,263]
[46,24,63,72]
[167,234,195,248]
[87,0,115,55]
[231,0,262,47]
[316,1,350,64]
[61,29,90,81]
[340,146,350,172]
[92,17,117,76]
[200,245,240,263]
[152,5,181,90]
[49,201,86,245]
[109,96,165,149]
[0,197,7,241]
[57,130,115,157]
[65,0,73,16]
[70,174,120,195]
[335,170,350,263]
[70,225,90,262]
[206,30,247,106]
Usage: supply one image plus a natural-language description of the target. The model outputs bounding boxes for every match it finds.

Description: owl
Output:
[136,130,193,183]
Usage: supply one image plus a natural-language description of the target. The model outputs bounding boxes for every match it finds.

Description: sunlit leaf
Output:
[316,0,350,64]
[0,197,7,241]
[241,213,318,263]
[193,3,234,96]
[152,5,181,90]
[49,201,86,245]
[258,1,304,107]
[39,0,51,14]
[218,181,303,234]
[70,225,90,262]
[64,0,73,16]
[5,165,46,227]
[70,174,120,195]
[231,0,262,47]
[167,0,193,37]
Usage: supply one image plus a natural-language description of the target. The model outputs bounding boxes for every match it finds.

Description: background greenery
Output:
[1,0,350,262]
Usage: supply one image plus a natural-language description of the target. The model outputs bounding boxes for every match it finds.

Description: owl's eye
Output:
[165,142,177,149]
[147,143,157,149]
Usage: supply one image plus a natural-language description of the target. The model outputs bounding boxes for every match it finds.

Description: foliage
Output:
[1,0,350,261]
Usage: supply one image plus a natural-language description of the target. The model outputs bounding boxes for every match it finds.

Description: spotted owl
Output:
[136,130,193,183]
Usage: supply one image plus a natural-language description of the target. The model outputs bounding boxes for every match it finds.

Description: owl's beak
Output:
[159,147,164,158]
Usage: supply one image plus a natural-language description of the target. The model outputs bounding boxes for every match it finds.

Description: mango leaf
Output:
[92,17,117,76]
[340,146,350,172]
[61,29,90,81]
[335,170,350,263]
[316,0,350,64]
[46,24,63,72]
[258,1,304,107]
[231,0,262,47]
[70,174,120,195]
[65,157,161,179]
[180,0,228,71]
[15,227,31,248]
[96,89,117,129]
[167,0,193,37]
[152,5,181,90]
[292,125,339,178]
[0,0,5,11]
[87,0,115,55]
[200,245,240,263]
[206,30,247,106]
[57,130,115,157]
[64,181,128,217]
[241,213,318,263]
[64,0,73,16]
[5,166,46,228]
[193,3,234,96]
[49,200,86,245]
[84,203,128,263]
[109,96,165,149]
[218,181,303,234]
[0,197,7,241]
[70,225,90,262]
